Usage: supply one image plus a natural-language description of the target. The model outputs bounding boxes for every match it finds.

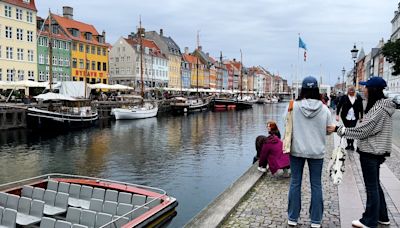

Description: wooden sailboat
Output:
[113,18,158,120]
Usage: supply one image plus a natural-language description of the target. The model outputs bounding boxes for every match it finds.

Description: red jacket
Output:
[259,135,290,174]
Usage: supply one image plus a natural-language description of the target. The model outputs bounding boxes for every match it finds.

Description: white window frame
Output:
[27,50,33,62]
[27,31,33,42]
[6,47,13,59]
[28,71,34,80]
[17,48,23,60]
[16,28,23,41]
[5,26,12,39]
[16,8,23,20]
[18,70,24,81]
[5,5,12,18]
[6,69,14,81]
[26,11,33,23]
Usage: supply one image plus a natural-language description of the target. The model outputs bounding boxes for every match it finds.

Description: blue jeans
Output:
[288,155,324,224]
[359,152,388,227]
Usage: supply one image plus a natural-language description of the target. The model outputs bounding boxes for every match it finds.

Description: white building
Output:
[389,3,400,92]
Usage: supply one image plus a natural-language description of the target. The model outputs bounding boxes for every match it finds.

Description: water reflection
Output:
[0,103,288,227]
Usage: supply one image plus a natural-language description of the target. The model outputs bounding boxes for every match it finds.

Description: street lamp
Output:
[341,67,345,92]
[350,44,359,86]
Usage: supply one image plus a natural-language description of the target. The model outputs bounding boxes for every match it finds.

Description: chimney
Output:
[184,47,189,54]
[198,46,202,51]
[102,30,106,40]
[160,29,163,36]
[233,58,236,62]
[63,6,73,19]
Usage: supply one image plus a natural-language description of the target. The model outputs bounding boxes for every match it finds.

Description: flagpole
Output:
[296,33,300,100]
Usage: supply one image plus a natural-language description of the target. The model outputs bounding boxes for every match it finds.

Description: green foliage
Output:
[382,39,400,75]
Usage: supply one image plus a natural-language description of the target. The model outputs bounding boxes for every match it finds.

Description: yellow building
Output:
[168,55,181,88]
[53,7,108,84]
[183,54,204,88]
[0,0,38,81]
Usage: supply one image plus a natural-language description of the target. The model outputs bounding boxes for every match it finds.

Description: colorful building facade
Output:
[37,16,71,82]
[0,0,38,81]
[52,7,108,84]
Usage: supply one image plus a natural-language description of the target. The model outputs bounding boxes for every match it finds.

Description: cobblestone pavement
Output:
[221,136,340,228]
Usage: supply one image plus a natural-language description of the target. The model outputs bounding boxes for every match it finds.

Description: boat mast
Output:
[240,49,243,100]
[196,31,199,94]
[220,51,223,93]
[48,9,53,92]
[84,43,88,98]
[139,17,144,98]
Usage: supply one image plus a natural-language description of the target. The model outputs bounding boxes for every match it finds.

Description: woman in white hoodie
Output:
[287,76,332,228]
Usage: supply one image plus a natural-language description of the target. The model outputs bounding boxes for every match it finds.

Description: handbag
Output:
[282,100,294,154]
[327,137,346,185]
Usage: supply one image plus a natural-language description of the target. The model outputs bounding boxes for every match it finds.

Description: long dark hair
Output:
[299,88,321,100]
[365,87,385,114]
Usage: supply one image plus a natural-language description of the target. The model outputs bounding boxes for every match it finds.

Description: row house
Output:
[53,7,108,84]
[193,46,216,89]
[37,16,72,82]
[181,55,191,88]
[109,32,168,88]
[0,0,38,81]
[224,63,234,90]
[182,48,205,89]
[145,29,181,89]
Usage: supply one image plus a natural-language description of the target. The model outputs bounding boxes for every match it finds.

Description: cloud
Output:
[37,0,398,85]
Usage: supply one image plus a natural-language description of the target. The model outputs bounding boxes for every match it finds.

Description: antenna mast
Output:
[48,9,53,92]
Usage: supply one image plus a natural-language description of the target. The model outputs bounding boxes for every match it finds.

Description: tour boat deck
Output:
[0,174,178,228]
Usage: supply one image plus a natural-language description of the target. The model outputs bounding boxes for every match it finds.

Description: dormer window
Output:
[85,32,92,41]
[97,35,104,44]
[69,28,80,37]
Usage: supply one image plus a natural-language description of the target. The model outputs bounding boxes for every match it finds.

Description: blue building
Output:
[181,55,191,89]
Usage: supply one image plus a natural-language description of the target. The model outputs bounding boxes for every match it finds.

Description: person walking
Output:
[328,77,395,228]
[336,86,364,150]
[287,76,332,228]
[258,121,290,175]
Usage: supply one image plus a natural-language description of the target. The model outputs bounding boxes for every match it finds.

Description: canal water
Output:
[0,103,287,227]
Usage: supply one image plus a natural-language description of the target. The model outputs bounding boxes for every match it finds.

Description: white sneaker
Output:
[257,167,267,172]
[378,220,390,225]
[311,223,321,228]
[287,220,297,226]
[351,220,369,228]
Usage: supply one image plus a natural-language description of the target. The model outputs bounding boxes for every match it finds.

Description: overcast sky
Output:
[38,0,398,85]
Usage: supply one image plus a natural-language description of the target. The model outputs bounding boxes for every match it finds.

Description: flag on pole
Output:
[299,37,307,62]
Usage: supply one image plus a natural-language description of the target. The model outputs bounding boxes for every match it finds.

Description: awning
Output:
[88,83,134,90]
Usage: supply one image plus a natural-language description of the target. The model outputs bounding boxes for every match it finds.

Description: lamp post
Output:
[350,44,359,86]
[341,67,345,92]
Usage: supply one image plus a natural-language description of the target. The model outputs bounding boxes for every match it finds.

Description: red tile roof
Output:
[37,16,71,41]
[183,54,199,64]
[3,0,37,11]
[52,14,107,46]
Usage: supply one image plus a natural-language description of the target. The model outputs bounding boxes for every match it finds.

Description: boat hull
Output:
[114,107,158,120]
[27,108,98,130]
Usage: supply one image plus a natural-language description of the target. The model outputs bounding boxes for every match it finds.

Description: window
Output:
[59,57,63,66]
[86,60,90,70]
[16,8,22,20]
[6,47,13,59]
[0,69,3,81]
[39,71,45,81]
[27,31,33,42]
[97,47,101,55]
[115,57,119,62]
[121,57,124,62]
[72,42,77,51]
[43,37,48,46]
[121,68,125,75]
[64,42,68,50]
[91,61,96,70]
[39,54,44,64]
[5,26,12,39]
[116,68,119,74]
[16,28,23,40]
[102,48,106,56]
[28,50,33,62]
[58,41,62,49]
[72,58,77,68]
[27,11,33,23]
[53,40,57,48]
[52,56,57,65]
[103,62,107,71]
[97,62,101,71]
[91,46,95,54]
[127,56,130,62]
[28,71,34,80]
[65,57,70,67]
[7,69,14,81]
[17,48,23,60]
[18,70,24,80]
[79,59,84,69]
[86,45,90,53]
[5,5,12,18]
[79,44,84,52]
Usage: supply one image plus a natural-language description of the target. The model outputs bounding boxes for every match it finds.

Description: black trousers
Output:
[342,119,358,146]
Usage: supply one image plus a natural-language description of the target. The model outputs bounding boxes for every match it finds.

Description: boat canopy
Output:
[88,83,134,90]
[34,92,76,101]
[0,80,48,89]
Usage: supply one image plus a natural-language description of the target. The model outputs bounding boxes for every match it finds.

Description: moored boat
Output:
[0,174,178,228]
[113,102,158,120]
[169,97,190,114]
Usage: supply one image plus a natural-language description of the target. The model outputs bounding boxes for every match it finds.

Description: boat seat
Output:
[102,201,117,216]
[146,197,162,208]
[104,190,118,203]
[6,195,19,211]
[68,184,81,208]
[16,199,44,225]
[92,188,105,201]
[0,193,7,207]
[131,194,146,207]
[88,199,103,213]
[116,203,133,219]
[21,186,34,198]
[112,216,129,228]
[117,192,132,205]
[95,212,112,228]
[131,206,149,220]
[80,209,96,228]
[0,208,17,228]
[47,180,59,192]
[55,220,72,228]
[78,186,93,209]
[40,217,56,228]
[32,187,45,201]
[66,207,81,224]
[44,192,69,216]
[58,182,70,194]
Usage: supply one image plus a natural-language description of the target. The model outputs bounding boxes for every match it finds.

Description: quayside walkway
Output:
[221,135,400,227]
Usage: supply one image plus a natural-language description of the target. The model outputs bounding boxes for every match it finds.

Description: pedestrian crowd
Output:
[254,75,396,228]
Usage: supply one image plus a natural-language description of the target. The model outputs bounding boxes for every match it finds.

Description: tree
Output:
[382,39,400,75]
